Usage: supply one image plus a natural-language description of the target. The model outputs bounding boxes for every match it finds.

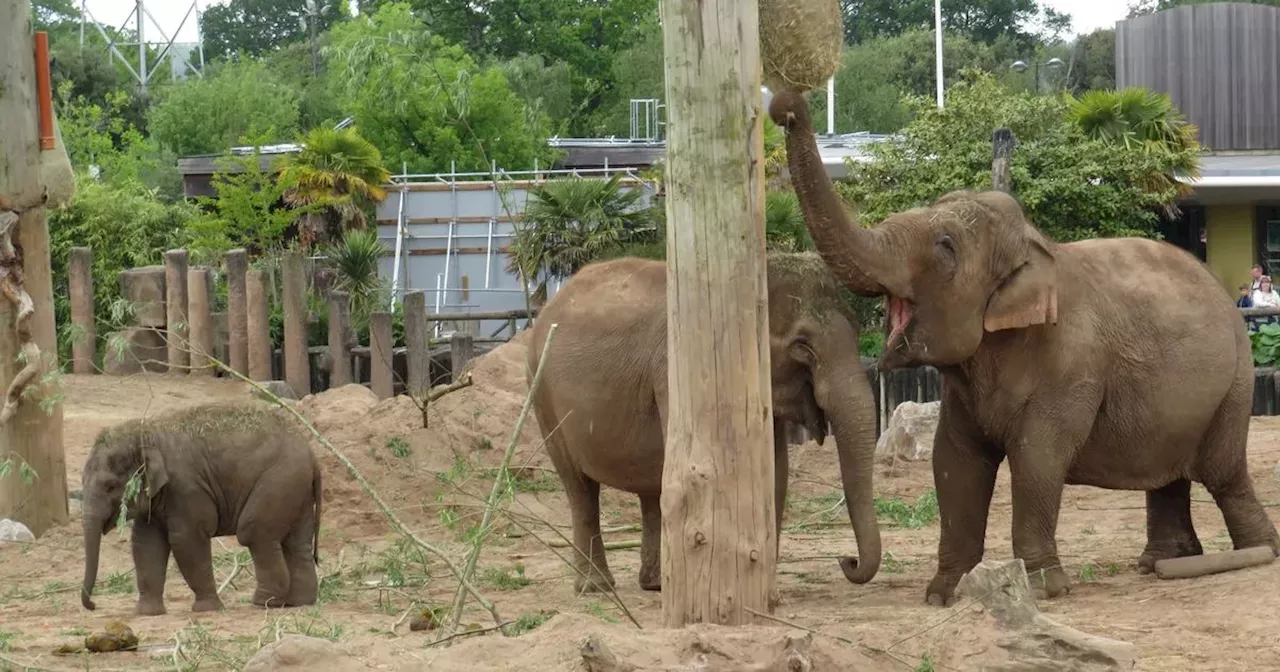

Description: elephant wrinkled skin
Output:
[769,89,1280,607]
[80,403,323,616]
[527,253,881,593]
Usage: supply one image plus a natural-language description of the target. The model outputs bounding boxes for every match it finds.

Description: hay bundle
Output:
[759,0,844,94]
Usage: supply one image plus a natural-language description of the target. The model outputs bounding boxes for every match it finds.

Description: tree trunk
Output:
[659,0,776,626]
[0,5,69,537]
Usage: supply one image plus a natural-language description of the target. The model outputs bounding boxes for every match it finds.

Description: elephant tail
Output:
[312,457,323,567]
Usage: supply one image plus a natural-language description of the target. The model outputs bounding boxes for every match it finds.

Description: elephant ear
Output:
[139,433,169,498]
[983,236,1058,332]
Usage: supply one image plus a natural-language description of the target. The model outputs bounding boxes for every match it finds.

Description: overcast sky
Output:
[83,0,1127,48]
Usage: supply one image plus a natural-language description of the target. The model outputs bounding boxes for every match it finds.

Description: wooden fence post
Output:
[404,290,428,394]
[68,246,94,374]
[658,0,775,626]
[992,128,1015,192]
[225,248,249,376]
[369,311,393,399]
[164,249,189,373]
[187,267,214,376]
[327,290,352,388]
[450,333,474,382]
[245,269,273,382]
[281,250,310,397]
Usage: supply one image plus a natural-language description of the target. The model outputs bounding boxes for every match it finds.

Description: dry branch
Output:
[1154,546,1276,580]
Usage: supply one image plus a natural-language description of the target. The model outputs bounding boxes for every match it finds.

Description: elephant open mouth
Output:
[885,296,915,352]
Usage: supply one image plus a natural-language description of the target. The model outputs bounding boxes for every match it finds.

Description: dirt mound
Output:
[293,333,548,538]
[420,612,894,671]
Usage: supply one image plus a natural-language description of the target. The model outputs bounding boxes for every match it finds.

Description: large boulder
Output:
[102,327,169,375]
[241,635,354,672]
[118,266,167,328]
[875,400,940,462]
[0,519,34,544]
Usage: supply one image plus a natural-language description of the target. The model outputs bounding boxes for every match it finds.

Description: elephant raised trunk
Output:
[82,516,102,610]
[769,90,909,300]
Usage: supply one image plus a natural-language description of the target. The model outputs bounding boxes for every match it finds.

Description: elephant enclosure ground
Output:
[2,333,1280,670]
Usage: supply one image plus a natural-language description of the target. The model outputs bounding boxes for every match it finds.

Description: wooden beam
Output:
[659,0,775,626]
[0,8,70,537]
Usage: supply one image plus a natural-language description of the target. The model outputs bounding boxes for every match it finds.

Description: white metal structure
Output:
[79,0,205,91]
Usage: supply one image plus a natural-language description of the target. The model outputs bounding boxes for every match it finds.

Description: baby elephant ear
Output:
[984,238,1058,332]
[140,436,169,497]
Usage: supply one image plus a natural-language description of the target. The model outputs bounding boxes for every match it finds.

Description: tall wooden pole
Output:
[659,0,775,626]
[0,5,69,537]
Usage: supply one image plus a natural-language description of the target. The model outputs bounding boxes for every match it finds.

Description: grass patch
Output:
[482,564,532,591]
[585,600,619,624]
[505,609,558,636]
[387,437,412,459]
[881,551,909,574]
[100,570,136,595]
[875,490,938,529]
[1078,563,1098,582]
[0,629,15,652]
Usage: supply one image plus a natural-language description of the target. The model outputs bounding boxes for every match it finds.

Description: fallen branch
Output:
[418,374,475,428]
[440,323,559,641]
[427,620,514,648]
[546,539,641,551]
[1154,546,1276,580]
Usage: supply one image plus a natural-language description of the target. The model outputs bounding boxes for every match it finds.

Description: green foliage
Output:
[185,149,300,261]
[200,0,349,61]
[764,190,814,252]
[875,490,940,528]
[55,81,179,199]
[324,3,557,174]
[840,0,1064,46]
[325,227,391,332]
[1066,29,1116,93]
[49,178,196,362]
[499,54,579,136]
[275,125,391,244]
[147,58,301,156]
[837,71,1194,242]
[583,14,665,136]
[506,174,657,304]
[1250,323,1280,366]
[1065,86,1202,196]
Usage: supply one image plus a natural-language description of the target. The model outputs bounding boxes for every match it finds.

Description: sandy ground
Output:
[1,334,1279,670]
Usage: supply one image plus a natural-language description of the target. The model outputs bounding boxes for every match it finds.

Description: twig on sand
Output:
[545,539,641,550]
[439,323,559,642]
[169,333,503,628]
[427,620,514,647]
[742,607,916,670]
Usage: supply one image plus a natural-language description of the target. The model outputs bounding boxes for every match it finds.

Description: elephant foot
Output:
[924,572,961,608]
[574,571,616,595]
[191,596,224,613]
[768,587,782,610]
[1026,564,1070,600]
[136,598,166,616]
[1138,538,1204,575]
[251,589,290,609]
[638,576,661,591]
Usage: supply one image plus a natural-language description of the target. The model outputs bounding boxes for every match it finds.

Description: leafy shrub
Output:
[1251,323,1280,366]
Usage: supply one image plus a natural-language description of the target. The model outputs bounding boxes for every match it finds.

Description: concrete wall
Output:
[1205,203,1255,290]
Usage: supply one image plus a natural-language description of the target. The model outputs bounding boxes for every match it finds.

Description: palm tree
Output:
[1065,87,1202,201]
[506,174,657,305]
[275,126,392,248]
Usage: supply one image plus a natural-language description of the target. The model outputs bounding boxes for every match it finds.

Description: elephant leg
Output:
[167,525,222,613]
[281,506,319,607]
[1007,458,1070,600]
[638,494,662,591]
[131,520,171,616]
[1138,479,1203,574]
[770,421,790,609]
[926,406,1001,607]
[1197,390,1280,556]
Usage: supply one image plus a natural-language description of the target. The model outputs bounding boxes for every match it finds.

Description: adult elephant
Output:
[527,252,881,593]
[768,90,1280,607]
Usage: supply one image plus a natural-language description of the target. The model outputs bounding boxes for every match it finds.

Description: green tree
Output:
[32,0,79,31]
[274,125,392,247]
[324,2,556,173]
[200,0,349,61]
[147,58,301,156]
[839,0,1064,46]
[1065,28,1115,93]
[261,38,345,130]
[499,54,579,136]
[835,70,1197,242]
[185,148,301,261]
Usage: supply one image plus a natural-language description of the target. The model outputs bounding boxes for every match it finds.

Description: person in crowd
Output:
[1238,283,1255,308]
[1251,264,1266,291]
[1253,276,1280,308]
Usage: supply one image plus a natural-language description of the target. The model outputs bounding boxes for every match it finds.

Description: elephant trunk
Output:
[82,517,102,610]
[817,346,882,584]
[768,90,908,298]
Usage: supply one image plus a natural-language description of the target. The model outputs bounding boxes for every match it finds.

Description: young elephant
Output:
[80,402,323,616]
[527,252,881,593]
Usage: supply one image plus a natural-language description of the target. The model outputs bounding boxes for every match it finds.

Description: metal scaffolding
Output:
[79,0,205,92]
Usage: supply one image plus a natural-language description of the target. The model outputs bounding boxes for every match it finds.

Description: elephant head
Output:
[80,421,169,611]
[768,91,1058,371]
[767,252,881,583]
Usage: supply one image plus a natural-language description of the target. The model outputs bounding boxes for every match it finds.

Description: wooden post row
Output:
[369,311,393,399]
[225,248,249,377]
[68,246,94,374]
[245,269,273,382]
[281,250,310,397]
[327,290,353,388]
[164,249,189,373]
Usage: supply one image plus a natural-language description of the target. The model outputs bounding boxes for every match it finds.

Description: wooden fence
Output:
[66,246,536,398]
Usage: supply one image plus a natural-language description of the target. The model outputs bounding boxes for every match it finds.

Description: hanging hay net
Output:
[759,0,845,94]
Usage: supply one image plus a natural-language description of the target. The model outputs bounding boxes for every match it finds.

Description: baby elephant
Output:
[80,402,323,616]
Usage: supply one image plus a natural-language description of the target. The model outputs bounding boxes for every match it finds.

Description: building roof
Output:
[1181,153,1280,187]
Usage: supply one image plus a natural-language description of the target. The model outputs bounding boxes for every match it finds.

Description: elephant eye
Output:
[935,234,956,254]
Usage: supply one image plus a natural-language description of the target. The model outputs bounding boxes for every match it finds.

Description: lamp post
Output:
[1010,57,1064,93]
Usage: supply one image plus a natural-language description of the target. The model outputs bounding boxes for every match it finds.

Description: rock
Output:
[241,635,354,672]
[253,380,299,402]
[875,400,940,461]
[117,266,167,328]
[102,327,169,375]
[0,518,34,544]
[956,559,1138,671]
